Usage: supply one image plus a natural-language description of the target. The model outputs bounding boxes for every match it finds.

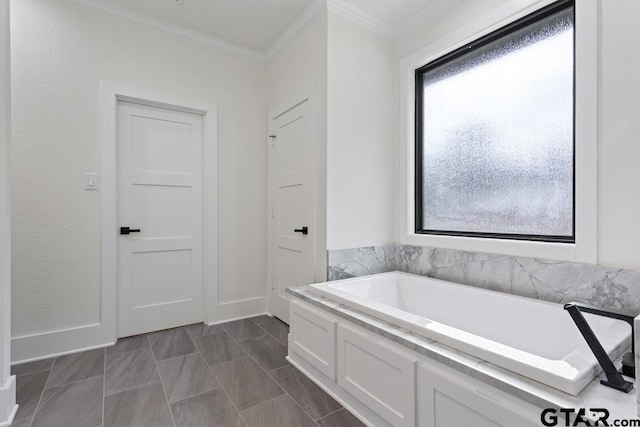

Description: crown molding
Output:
[326,0,464,41]
[326,0,395,39]
[52,0,461,61]
[265,0,326,60]
[53,0,268,62]
[396,0,465,38]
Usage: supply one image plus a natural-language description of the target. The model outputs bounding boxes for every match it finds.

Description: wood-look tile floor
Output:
[11,316,365,427]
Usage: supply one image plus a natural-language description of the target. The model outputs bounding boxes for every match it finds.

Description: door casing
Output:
[100,82,218,343]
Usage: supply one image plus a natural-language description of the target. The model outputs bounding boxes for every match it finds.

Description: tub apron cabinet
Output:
[338,324,416,426]
[288,298,542,427]
[417,362,540,427]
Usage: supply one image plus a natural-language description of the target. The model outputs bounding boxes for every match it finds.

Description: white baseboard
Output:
[0,375,17,427]
[207,312,271,326]
[215,297,268,323]
[11,299,270,364]
[11,323,115,365]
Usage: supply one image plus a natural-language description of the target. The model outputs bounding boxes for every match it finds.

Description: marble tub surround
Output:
[288,285,640,421]
[328,245,640,314]
[327,245,397,280]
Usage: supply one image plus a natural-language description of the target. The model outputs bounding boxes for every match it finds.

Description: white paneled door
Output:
[270,99,315,323]
[118,101,204,337]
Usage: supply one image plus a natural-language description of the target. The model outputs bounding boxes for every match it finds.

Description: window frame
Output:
[399,0,597,263]
[414,0,575,244]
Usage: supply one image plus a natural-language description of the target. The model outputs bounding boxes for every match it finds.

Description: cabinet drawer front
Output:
[290,300,337,380]
[418,364,540,427]
[338,324,416,427]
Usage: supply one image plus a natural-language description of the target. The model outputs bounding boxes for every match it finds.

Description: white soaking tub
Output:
[309,272,631,395]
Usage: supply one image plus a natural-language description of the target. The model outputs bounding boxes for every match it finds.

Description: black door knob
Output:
[294,226,308,235]
[120,227,141,235]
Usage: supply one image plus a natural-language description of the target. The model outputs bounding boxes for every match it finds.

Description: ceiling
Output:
[96,0,458,58]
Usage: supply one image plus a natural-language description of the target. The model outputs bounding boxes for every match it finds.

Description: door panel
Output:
[132,115,195,173]
[131,249,193,308]
[132,184,192,237]
[271,99,315,323]
[118,101,203,337]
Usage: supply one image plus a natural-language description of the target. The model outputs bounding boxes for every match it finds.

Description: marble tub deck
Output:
[288,284,640,422]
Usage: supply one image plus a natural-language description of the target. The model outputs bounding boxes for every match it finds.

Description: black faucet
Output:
[564,302,635,393]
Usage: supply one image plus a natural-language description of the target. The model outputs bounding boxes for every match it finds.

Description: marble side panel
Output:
[327,245,397,281]
[328,245,640,314]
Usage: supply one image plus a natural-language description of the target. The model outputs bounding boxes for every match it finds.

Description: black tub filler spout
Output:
[564,302,635,393]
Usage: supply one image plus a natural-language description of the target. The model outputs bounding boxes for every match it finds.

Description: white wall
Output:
[10,0,268,341]
[267,9,397,260]
[267,12,328,281]
[326,12,396,250]
[597,0,640,269]
[0,0,9,382]
[0,0,15,422]
[396,0,640,270]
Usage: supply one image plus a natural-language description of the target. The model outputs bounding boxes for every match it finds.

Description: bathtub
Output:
[309,272,631,395]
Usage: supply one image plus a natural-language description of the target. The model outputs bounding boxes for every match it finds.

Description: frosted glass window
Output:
[415,2,574,242]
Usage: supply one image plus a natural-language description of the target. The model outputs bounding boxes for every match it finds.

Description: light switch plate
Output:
[84,173,99,190]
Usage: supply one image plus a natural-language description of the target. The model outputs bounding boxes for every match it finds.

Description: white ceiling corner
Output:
[57,0,326,62]
[102,0,315,51]
[327,0,396,39]
[327,0,466,40]
[53,0,461,61]
[266,0,327,59]
[58,0,269,61]
[396,0,467,38]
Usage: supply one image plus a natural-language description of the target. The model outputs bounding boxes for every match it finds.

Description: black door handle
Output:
[120,227,141,235]
[294,226,308,235]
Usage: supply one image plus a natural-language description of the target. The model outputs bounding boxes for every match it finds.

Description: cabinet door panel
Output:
[434,390,501,427]
[338,324,416,427]
[419,363,539,427]
[290,300,337,380]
